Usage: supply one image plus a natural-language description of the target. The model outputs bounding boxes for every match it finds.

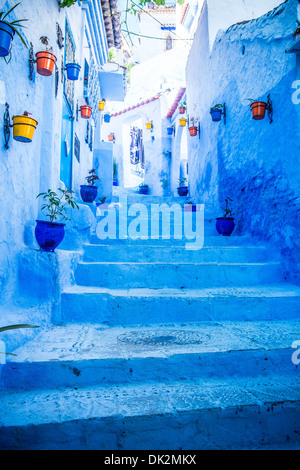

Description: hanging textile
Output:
[130,127,144,167]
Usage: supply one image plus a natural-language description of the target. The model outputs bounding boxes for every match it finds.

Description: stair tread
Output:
[7,320,300,363]
[78,261,280,266]
[63,283,300,297]
[0,375,299,427]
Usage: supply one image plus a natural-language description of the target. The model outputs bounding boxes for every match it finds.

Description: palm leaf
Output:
[12,27,27,48]
[2,2,21,21]
[0,325,39,334]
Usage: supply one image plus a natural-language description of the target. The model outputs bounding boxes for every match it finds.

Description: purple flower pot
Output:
[35,220,65,252]
[216,217,235,236]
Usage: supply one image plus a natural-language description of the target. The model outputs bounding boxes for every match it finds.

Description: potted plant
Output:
[247,99,267,121]
[36,36,57,76]
[65,60,81,81]
[99,99,106,111]
[210,104,223,122]
[80,169,100,203]
[36,188,79,252]
[139,183,149,195]
[0,324,39,360]
[179,117,187,127]
[216,198,235,236]
[108,132,115,142]
[146,122,152,130]
[0,3,28,61]
[113,161,118,186]
[104,112,111,123]
[177,177,188,196]
[13,111,38,143]
[167,126,174,136]
[188,118,198,136]
[178,101,186,114]
[80,103,92,119]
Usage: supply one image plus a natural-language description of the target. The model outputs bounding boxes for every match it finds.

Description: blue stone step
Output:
[2,322,299,392]
[89,235,259,246]
[0,376,299,449]
[60,284,300,324]
[83,244,270,263]
[75,261,282,289]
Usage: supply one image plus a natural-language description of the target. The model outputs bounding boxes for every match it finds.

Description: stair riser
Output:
[0,403,299,450]
[75,264,282,289]
[2,350,298,391]
[89,236,254,247]
[60,294,300,324]
[83,246,269,263]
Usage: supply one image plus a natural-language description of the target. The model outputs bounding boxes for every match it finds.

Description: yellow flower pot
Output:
[99,100,106,111]
[146,122,152,130]
[13,115,38,143]
[179,118,187,127]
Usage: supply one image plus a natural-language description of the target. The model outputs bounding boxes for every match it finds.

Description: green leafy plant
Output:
[139,183,149,188]
[210,104,223,112]
[37,189,79,223]
[246,99,261,104]
[222,198,234,218]
[86,169,100,186]
[98,197,107,204]
[0,2,28,61]
[178,177,188,187]
[0,324,39,357]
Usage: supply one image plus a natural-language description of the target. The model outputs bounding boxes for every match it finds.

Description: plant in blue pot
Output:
[139,183,149,195]
[0,3,28,62]
[216,198,235,236]
[36,189,79,252]
[210,104,224,122]
[80,169,100,203]
[65,60,81,80]
[177,177,189,197]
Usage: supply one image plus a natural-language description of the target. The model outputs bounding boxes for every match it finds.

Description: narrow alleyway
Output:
[0,193,299,450]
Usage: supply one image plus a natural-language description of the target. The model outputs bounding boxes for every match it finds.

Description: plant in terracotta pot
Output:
[80,169,100,203]
[247,98,268,121]
[178,101,186,114]
[0,3,28,62]
[188,117,198,136]
[36,36,57,76]
[177,177,188,197]
[108,132,115,142]
[80,101,92,119]
[216,198,235,236]
[36,188,79,252]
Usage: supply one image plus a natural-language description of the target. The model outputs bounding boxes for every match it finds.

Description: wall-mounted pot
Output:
[65,62,81,81]
[36,51,57,76]
[80,105,92,119]
[13,113,38,143]
[188,126,198,137]
[250,101,267,120]
[0,20,15,57]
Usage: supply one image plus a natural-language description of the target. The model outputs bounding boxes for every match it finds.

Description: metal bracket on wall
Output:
[55,63,59,99]
[266,94,273,124]
[76,101,79,121]
[3,103,13,150]
[223,103,226,125]
[198,121,201,139]
[29,42,36,81]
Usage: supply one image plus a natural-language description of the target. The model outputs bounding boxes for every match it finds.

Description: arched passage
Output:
[170,123,188,195]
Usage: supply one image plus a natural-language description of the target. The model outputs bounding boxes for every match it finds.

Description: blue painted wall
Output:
[186,0,300,284]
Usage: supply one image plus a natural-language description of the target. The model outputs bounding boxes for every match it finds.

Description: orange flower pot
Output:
[36,51,57,77]
[108,134,114,142]
[250,101,267,120]
[179,106,186,114]
[80,105,92,119]
[189,126,198,136]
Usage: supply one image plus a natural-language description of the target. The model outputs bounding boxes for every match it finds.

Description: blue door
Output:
[60,96,74,189]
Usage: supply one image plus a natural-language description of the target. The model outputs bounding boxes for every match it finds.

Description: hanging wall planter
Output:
[248,96,273,123]
[178,102,186,114]
[146,122,153,130]
[0,4,27,60]
[108,133,115,142]
[65,62,81,81]
[99,100,106,111]
[167,127,173,135]
[210,104,226,123]
[80,105,92,119]
[13,112,38,143]
[179,118,187,127]
[104,113,111,123]
[188,126,198,136]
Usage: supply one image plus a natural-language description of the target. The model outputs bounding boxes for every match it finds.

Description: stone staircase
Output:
[0,195,299,450]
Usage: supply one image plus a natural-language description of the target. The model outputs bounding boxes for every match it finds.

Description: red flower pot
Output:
[80,105,92,119]
[36,51,57,76]
[179,106,186,114]
[250,101,267,120]
[108,134,114,142]
[189,126,198,137]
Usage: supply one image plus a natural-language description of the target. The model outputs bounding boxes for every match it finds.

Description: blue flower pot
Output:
[167,127,173,135]
[35,220,65,252]
[177,186,189,197]
[210,109,222,122]
[0,21,15,57]
[65,63,81,81]
[113,178,118,186]
[80,185,98,203]
[104,114,111,123]
[139,186,149,195]
[216,217,235,236]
